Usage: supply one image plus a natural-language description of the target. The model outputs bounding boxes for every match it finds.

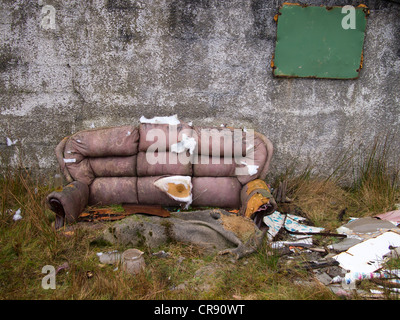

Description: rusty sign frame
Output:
[272,3,369,79]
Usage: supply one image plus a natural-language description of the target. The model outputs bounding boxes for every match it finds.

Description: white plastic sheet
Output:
[139,115,180,125]
[333,231,400,273]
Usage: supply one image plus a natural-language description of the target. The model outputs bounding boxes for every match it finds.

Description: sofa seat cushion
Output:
[192,177,241,208]
[89,177,138,206]
[137,176,191,206]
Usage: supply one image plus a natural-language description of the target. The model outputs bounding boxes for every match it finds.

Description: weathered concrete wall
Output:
[1,0,399,181]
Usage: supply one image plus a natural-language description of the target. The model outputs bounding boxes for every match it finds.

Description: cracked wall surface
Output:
[0,0,399,182]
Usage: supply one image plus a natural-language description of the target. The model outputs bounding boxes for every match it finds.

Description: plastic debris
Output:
[331,270,397,286]
[333,231,400,274]
[6,137,18,146]
[263,211,324,240]
[12,208,22,221]
[328,237,363,252]
[122,248,145,275]
[152,250,171,258]
[375,210,400,226]
[97,250,121,264]
[55,262,70,275]
[139,114,180,125]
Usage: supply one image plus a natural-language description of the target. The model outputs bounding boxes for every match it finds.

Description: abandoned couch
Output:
[47,117,276,229]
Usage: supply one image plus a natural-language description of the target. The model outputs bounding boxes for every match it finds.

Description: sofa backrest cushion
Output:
[138,123,193,152]
[62,126,139,185]
[90,156,137,177]
[58,122,272,190]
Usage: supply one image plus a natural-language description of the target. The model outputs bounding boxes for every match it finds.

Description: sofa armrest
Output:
[254,132,273,181]
[46,181,89,229]
[239,179,277,229]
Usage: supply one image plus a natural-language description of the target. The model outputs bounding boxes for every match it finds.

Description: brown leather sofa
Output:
[47,119,276,229]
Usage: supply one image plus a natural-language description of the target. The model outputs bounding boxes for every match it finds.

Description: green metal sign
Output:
[272,4,369,79]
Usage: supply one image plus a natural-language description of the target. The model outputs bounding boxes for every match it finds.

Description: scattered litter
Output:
[12,208,22,221]
[384,246,400,259]
[336,217,397,239]
[55,262,70,275]
[328,237,362,252]
[122,249,145,275]
[171,133,197,155]
[177,256,186,264]
[333,231,400,274]
[331,270,397,286]
[375,210,400,226]
[271,237,313,249]
[140,114,180,125]
[6,137,18,146]
[97,250,121,264]
[263,211,324,241]
[152,250,171,258]
[90,122,95,129]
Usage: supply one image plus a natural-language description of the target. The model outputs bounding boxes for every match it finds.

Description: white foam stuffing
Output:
[63,158,76,163]
[140,114,180,125]
[13,208,22,221]
[154,176,192,208]
[241,161,259,176]
[6,137,18,146]
[171,133,197,155]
